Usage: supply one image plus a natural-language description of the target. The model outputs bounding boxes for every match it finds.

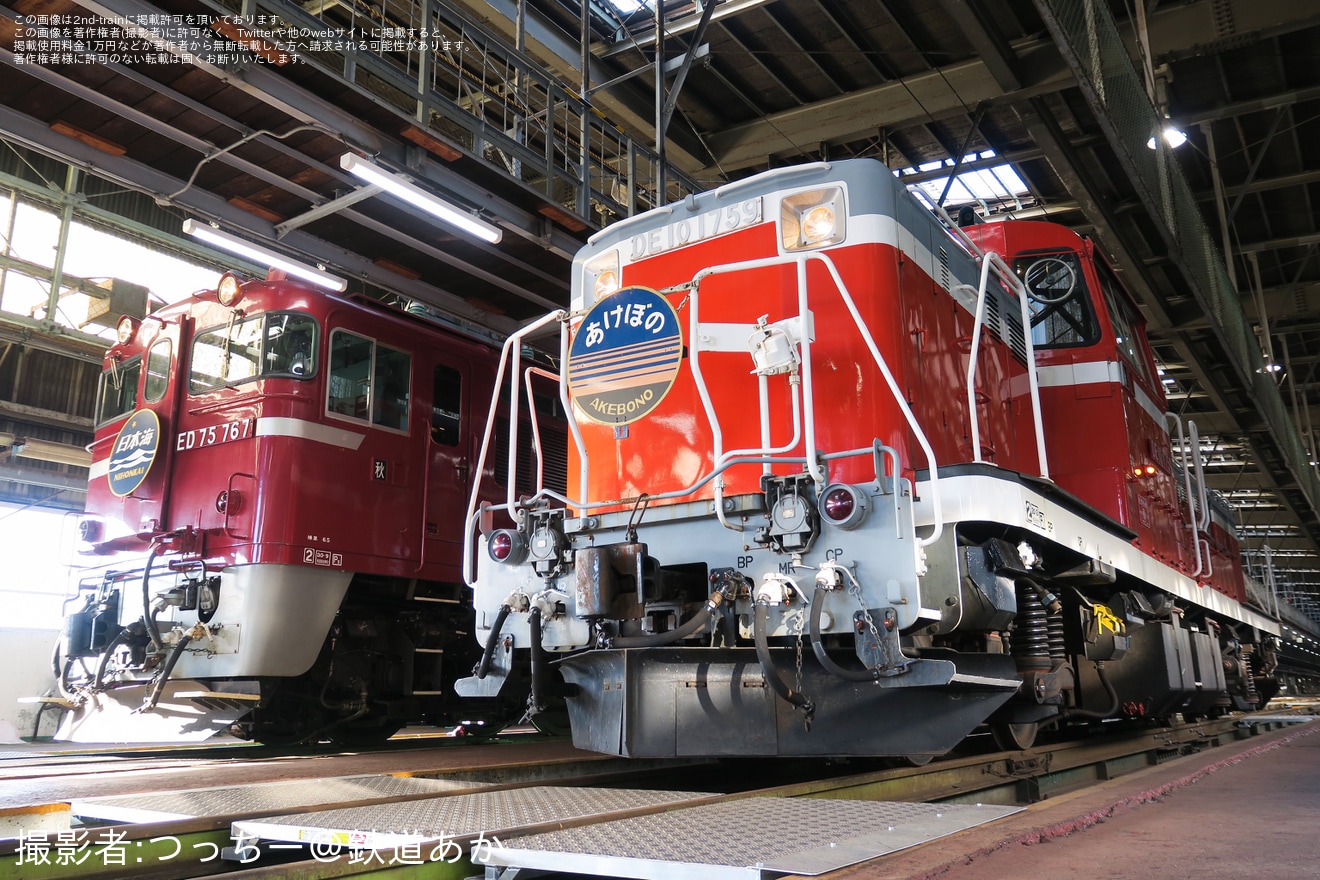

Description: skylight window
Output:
[898,150,1031,215]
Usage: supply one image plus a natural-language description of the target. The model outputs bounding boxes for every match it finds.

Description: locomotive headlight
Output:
[77,518,102,543]
[801,205,836,243]
[781,186,845,251]
[115,315,139,344]
[488,529,528,565]
[216,273,242,307]
[583,250,621,306]
[820,483,869,530]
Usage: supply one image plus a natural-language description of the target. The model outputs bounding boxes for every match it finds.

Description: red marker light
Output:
[819,483,868,529]
[487,529,526,564]
[490,531,514,561]
[823,487,856,522]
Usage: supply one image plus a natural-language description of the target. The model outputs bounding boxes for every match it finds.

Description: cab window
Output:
[189,311,318,393]
[96,357,141,425]
[1014,251,1100,349]
[327,330,412,431]
[144,338,171,403]
[431,365,461,446]
[1095,263,1159,390]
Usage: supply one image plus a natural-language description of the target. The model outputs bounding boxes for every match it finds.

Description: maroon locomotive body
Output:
[62,272,558,742]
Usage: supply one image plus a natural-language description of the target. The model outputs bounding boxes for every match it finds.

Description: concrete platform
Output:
[820,719,1320,880]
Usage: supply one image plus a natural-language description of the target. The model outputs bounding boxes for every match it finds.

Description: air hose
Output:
[611,589,729,648]
[752,602,814,716]
[143,633,192,711]
[809,586,880,681]
[141,547,165,652]
[473,604,512,679]
[528,608,547,715]
[1063,661,1119,720]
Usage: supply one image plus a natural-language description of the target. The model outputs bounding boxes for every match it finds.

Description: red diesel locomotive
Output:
[59,272,560,743]
[463,159,1279,758]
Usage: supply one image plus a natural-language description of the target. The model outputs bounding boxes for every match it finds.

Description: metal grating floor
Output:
[232,786,713,851]
[483,797,1022,879]
[72,775,493,823]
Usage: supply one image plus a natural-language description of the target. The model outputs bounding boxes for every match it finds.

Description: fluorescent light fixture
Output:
[340,153,503,244]
[182,220,348,292]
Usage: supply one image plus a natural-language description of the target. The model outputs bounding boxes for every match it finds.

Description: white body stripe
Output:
[918,472,1278,635]
[1037,360,1168,432]
[255,417,365,450]
[90,417,365,478]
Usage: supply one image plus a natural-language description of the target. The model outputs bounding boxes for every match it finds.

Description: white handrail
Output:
[462,309,566,587]
[1166,412,1205,579]
[1188,419,1211,531]
[809,253,944,548]
[691,254,827,488]
[1010,255,1050,481]
[965,251,1049,479]
[966,258,993,464]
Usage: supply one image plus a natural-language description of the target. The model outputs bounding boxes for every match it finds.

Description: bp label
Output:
[107,409,160,497]
[567,286,683,425]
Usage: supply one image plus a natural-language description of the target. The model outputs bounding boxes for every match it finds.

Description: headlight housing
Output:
[582,250,621,306]
[216,272,243,307]
[115,315,139,345]
[781,186,845,251]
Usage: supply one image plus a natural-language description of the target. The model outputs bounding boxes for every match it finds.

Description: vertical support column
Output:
[580,1,591,219]
[654,0,665,206]
[0,190,17,310]
[1202,121,1237,295]
[626,141,637,218]
[415,0,434,123]
[43,166,80,330]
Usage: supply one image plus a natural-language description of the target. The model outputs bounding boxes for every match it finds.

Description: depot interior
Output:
[1,0,1320,740]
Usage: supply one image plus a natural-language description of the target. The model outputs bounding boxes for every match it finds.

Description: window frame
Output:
[324,328,413,435]
[95,355,143,427]
[1094,261,1160,393]
[1013,249,1102,351]
[430,363,463,447]
[187,310,319,396]
[143,337,172,403]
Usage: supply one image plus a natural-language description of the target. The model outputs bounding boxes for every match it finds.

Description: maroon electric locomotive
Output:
[59,271,561,743]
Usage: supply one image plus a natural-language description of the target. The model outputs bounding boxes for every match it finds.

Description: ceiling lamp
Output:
[182,220,348,292]
[1146,123,1188,150]
[340,153,503,244]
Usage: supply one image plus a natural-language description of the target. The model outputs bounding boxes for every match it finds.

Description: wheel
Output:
[991,721,1040,751]
[887,753,934,768]
[529,706,573,737]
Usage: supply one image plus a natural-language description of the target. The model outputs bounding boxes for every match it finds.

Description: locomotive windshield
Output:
[95,356,142,425]
[190,311,318,393]
[1014,251,1100,349]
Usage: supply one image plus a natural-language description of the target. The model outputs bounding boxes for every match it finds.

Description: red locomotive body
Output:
[566,180,1040,509]
[465,159,1277,758]
[965,221,1247,604]
[61,273,557,742]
